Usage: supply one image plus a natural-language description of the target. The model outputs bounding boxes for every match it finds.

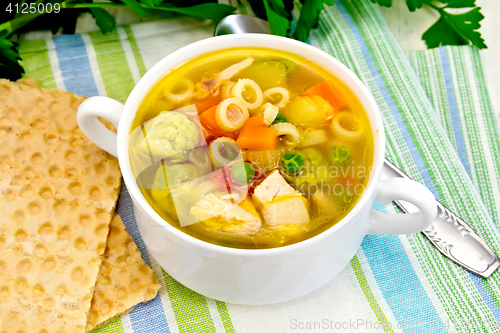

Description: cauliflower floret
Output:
[140,111,199,159]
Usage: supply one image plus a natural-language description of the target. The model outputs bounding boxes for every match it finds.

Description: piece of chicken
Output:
[190,194,262,235]
[252,170,310,227]
[252,170,302,205]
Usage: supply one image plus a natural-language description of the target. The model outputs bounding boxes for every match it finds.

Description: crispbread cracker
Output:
[0,78,121,332]
[87,215,160,332]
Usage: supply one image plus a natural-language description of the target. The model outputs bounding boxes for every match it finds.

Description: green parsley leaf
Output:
[370,0,486,49]
[422,7,486,49]
[406,0,424,12]
[120,0,149,17]
[150,3,236,22]
[262,0,290,36]
[293,0,334,42]
[446,0,476,8]
[422,16,468,47]
[0,30,23,81]
[369,0,393,8]
[137,0,163,7]
[89,8,116,34]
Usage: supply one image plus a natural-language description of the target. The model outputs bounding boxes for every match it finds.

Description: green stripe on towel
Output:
[351,256,394,333]
[89,30,136,103]
[122,25,148,77]
[215,300,235,333]
[161,269,217,333]
[18,39,56,89]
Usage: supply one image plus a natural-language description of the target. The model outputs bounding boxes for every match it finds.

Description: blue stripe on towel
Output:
[116,184,171,333]
[434,53,500,325]
[336,2,446,332]
[337,2,436,197]
[365,204,448,333]
[468,272,500,327]
[52,34,99,96]
[438,47,471,176]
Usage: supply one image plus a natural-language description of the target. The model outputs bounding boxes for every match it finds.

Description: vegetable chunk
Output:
[281,95,334,129]
[236,114,277,150]
[139,111,199,159]
[305,81,344,109]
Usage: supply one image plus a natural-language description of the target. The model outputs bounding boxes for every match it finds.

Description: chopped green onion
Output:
[281,59,297,75]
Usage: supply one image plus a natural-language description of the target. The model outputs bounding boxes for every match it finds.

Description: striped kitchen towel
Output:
[16,0,500,332]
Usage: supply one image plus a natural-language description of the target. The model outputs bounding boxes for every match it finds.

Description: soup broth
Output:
[129,47,374,249]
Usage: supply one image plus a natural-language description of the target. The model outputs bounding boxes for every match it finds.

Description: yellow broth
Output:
[129,47,374,249]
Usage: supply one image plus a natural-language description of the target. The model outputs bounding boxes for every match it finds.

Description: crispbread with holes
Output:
[87,214,160,331]
[0,78,121,332]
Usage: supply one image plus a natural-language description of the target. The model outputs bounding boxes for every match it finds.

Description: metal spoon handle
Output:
[383,160,500,278]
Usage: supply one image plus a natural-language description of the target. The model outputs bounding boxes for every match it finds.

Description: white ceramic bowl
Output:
[77,34,437,305]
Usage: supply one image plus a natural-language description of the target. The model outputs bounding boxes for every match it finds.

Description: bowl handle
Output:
[368,178,437,234]
[77,96,124,157]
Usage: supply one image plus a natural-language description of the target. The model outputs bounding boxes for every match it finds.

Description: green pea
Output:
[271,113,288,125]
[231,162,255,184]
[328,146,352,167]
[281,152,304,174]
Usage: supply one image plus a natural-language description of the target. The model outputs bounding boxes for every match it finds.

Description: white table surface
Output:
[22,3,500,122]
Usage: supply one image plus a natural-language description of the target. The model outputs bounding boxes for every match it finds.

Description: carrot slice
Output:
[195,95,221,114]
[199,105,237,139]
[236,115,276,149]
[244,114,266,128]
[305,81,345,109]
[237,126,276,150]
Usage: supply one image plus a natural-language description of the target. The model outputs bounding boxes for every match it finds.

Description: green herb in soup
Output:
[129,47,374,249]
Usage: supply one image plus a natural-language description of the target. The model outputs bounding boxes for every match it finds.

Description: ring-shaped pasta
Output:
[166,77,195,103]
[215,97,249,132]
[213,137,236,143]
[264,87,290,108]
[271,123,300,147]
[209,141,240,167]
[263,103,279,126]
[330,111,363,142]
[299,128,328,147]
[231,79,263,110]
[220,80,236,100]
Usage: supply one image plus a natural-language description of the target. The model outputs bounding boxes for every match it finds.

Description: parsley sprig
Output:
[0,0,487,81]
[371,0,486,49]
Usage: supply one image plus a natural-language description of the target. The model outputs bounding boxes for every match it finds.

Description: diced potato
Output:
[262,196,310,227]
[243,147,288,169]
[253,170,302,205]
[298,129,328,148]
[311,191,342,217]
[281,95,333,129]
[236,61,287,91]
